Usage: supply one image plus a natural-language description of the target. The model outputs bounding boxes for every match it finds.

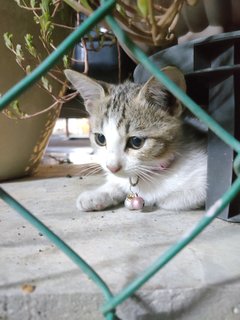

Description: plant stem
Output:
[62,0,92,15]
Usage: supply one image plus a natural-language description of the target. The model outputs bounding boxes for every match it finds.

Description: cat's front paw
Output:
[76,190,121,211]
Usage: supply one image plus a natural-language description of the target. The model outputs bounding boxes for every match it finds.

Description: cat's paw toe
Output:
[76,192,109,211]
[76,196,88,211]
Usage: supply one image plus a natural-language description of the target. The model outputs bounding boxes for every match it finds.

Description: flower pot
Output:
[0,102,62,181]
[0,0,71,181]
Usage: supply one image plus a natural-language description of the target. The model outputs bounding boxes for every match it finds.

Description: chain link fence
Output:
[0,1,240,319]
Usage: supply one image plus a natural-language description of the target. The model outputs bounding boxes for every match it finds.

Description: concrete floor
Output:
[0,138,240,320]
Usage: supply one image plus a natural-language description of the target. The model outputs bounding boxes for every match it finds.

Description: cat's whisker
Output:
[80,164,103,177]
[139,166,160,175]
[86,167,102,173]
[139,171,158,182]
[139,164,176,176]
[126,169,153,185]
[80,163,100,169]
[137,169,157,184]
[128,165,160,183]
[139,174,157,189]
[140,163,169,170]
[101,171,109,178]
[138,165,163,176]
[84,169,103,178]
[138,164,164,171]
[137,171,151,185]
[78,165,100,174]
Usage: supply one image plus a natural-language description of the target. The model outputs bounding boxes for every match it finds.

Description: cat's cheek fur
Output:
[76,182,126,211]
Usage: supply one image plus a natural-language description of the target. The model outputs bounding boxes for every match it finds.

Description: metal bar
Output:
[99,7,240,315]
[102,176,240,314]
[0,0,116,111]
[0,187,115,316]
[1,1,240,319]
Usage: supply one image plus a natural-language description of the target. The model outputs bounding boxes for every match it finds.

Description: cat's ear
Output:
[138,66,186,116]
[161,66,186,92]
[64,69,108,113]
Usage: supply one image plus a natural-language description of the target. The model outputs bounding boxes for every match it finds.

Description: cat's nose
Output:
[106,164,122,173]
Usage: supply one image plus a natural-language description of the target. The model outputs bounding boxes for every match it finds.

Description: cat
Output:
[64,67,207,212]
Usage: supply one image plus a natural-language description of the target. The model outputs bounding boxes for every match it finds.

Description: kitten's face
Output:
[88,84,181,178]
[64,67,186,179]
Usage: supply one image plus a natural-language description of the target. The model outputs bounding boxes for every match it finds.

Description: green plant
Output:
[63,0,198,46]
[2,0,118,120]
[3,0,76,119]
[3,0,197,120]
[112,0,189,46]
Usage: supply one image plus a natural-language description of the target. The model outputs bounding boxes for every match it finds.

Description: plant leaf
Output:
[40,0,51,14]
[30,0,36,8]
[14,0,21,6]
[25,34,37,57]
[16,44,24,63]
[186,0,198,5]
[26,65,32,74]
[3,100,27,119]
[63,55,70,68]
[137,0,148,18]
[41,76,52,92]
[38,12,54,43]
[3,33,14,51]
[62,0,92,12]
[79,0,92,12]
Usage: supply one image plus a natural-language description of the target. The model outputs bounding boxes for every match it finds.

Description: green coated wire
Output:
[0,187,116,320]
[0,2,118,318]
[102,176,240,314]
[102,11,240,154]
[99,7,240,315]
[1,1,240,319]
[0,0,116,111]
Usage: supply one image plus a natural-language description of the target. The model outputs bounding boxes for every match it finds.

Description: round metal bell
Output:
[124,193,145,210]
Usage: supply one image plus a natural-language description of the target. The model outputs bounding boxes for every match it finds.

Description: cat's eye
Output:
[95,133,106,146]
[127,136,145,149]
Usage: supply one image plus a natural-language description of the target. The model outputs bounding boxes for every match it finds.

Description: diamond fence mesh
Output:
[0,1,240,319]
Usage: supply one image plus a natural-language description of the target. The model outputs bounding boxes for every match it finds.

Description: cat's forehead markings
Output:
[102,82,141,133]
[111,93,127,114]
[125,121,130,134]
[103,118,122,148]
[103,99,127,131]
